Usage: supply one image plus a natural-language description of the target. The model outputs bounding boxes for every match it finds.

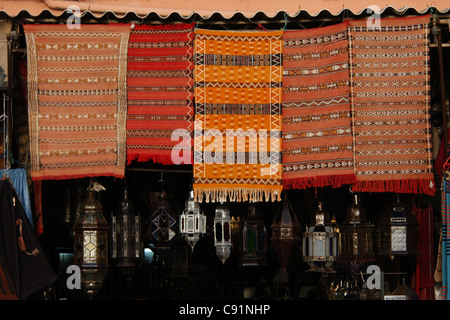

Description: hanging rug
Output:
[348,15,435,196]
[193,29,283,203]
[282,22,356,189]
[24,24,131,180]
[126,23,194,165]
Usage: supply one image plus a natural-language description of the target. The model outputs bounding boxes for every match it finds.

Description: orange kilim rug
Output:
[193,29,283,203]
[126,24,194,165]
[282,23,356,189]
[24,24,131,180]
[348,15,435,196]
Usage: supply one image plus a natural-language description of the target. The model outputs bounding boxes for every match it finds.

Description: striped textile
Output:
[348,15,435,196]
[24,24,131,180]
[126,23,194,165]
[282,23,355,189]
[443,177,450,299]
[193,29,283,203]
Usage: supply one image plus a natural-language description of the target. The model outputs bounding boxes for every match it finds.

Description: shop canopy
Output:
[1,0,449,19]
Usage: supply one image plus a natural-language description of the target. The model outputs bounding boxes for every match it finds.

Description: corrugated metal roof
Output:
[1,0,449,19]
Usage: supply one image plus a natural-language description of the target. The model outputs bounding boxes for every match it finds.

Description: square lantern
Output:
[377,194,418,256]
[271,193,300,271]
[302,200,339,273]
[146,190,178,266]
[179,189,207,251]
[214,202,232,264]
[241,205,267,267]
[73,181,109,300]
[339,193,375,264]
[111,185,142,267]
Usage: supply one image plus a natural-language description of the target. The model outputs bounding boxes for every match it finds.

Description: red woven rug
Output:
[349,15,435,196]
[126,23,194,165]
[24,24,131,180]
[282,23,355,189]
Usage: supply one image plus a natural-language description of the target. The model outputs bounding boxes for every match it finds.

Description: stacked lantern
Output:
[377,194,418,256]
[338,193,375,264]
[179,189,207,251]
[240,205,268,267]
[214,202,232,264]
[271,193,301,271]
[111,185,142,267]
[302,200,339,272]
[73,181,109,300]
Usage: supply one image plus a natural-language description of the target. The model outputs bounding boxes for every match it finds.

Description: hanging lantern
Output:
[302,200,339,272]
[111,185,142,267]
[179,189,207,251]
[73,180,109,300]
[339,193,375,264]
[241,205,268,267]
[377,194,418,256]
[214,202,232,264]
[271,193,300,271]
[146,190,177,263]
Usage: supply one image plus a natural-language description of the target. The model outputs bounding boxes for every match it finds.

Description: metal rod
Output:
[126,167,193,174]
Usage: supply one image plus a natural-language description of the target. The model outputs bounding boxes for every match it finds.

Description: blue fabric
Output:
[1,168,33,228]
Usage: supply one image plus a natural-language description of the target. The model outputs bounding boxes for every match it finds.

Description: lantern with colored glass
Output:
[338,193,375,264]
[111,185,142,267]
[179,189,207,251]
[377,194,418,256]
[73,180,109,300]
[302,200,339,272]
[271,193,300,271]
[240,204,267,267]
[214,202,232,264]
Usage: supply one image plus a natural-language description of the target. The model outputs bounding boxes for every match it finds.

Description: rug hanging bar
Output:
[126,167,193,174]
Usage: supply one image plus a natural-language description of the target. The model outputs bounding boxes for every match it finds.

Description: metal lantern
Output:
[146,190,178,262]
[214,202,232,264]
[111,185,142,267]
[377,194,418,256]
[302,200,339,272]
[241,205,267,267]
[271,193,300,271]
[179,189,207,251]
[339,193,375,264]
[73,181,109,300]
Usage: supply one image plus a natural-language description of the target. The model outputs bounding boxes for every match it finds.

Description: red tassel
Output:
[283,174,356,190]
[352,179,436,196]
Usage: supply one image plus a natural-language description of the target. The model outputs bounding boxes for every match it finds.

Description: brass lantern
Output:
[241,205,268,267]
[179,189,207,251]
[339,193,375,264]
[377,194,418,256]
[111,185,142,267]
[302,200,339,272]
[214,202,232,264]
[73,180,109,300]
[271,193,300,271]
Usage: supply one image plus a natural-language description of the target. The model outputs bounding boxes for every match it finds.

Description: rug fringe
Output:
[283,174,356,189]
[352,178,436,196]
[194,187,282,203]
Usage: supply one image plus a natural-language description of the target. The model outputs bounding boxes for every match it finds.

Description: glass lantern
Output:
[339,193,375,264]
[377,194,418,256]
[302,200,339,272]
[111,185,142,267]
[146,190,178,265]
[179,189,207,251]
[73,181,109,300]
[271,193,301,271]
[241,205,268,267]
[214,202,232,264]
